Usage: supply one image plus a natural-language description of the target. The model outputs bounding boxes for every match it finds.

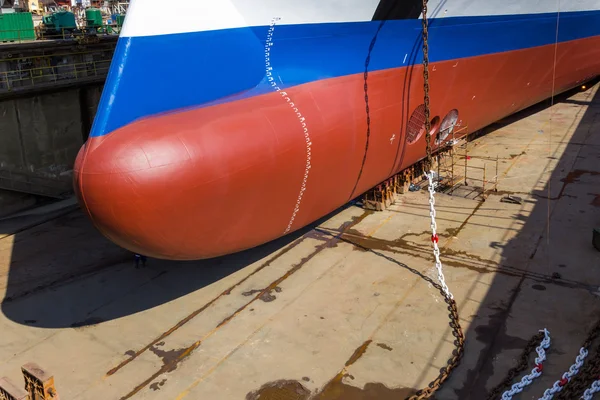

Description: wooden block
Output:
[21,363,58,400]
[363,199,385,211]
[0,377,29,400]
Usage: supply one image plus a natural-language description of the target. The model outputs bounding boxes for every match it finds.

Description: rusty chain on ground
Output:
[483,317,600,400]
[556,320,600,399]
[404,2,465,399]
[485,332,546,400]
[406,288,465,399]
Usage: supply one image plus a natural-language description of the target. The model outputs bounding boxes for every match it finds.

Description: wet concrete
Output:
[0,83,598,399]
[246,380,312,400]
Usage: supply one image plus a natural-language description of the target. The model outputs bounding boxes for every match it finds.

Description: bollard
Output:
[21,363,59,400]
[0,377,29,400]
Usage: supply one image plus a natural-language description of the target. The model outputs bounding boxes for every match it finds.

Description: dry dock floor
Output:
[1,83,599,400]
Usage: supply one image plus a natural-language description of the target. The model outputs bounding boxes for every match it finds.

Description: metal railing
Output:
[0,47,115,63]
[0,28,36,44]
[0,59,111,92]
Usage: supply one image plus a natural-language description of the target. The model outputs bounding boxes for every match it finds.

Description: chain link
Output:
[422,0,432,171]
[539,347,589,399]
[405,4,465,398]
[486,331,547,400]
[582,379,600,400]
[406,282,464,400]
[556,321,600,399]
[417,2,600,399]
[500,330,551,399]
[488,321,600,400]
[426,171,451,299]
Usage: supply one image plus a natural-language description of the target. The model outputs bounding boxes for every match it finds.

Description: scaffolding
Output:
[436,126,499,201]
[361,123,500,211]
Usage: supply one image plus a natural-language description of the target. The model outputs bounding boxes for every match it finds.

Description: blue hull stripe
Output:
[90,11,600,138]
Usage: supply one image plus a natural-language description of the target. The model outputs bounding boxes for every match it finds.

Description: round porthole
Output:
[406,105,441,146]
[406,104,426,145]
[436,109,459,145]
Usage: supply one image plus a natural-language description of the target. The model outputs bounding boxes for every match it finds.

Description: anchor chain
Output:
[486,331,549,400]
[583,379,600,400]
[410,2,600,400]
[487,320,600,400]
[555,320,600,399]
[422,0,432,171]
[405,2,465,399]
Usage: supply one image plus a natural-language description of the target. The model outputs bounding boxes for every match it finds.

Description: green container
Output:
[115,14,125,27]
[53,11,76,29]
[86,8,103,28]
[0,12,35,42]
[42,14,54,27]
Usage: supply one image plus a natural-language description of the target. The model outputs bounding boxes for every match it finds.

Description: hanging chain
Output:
[416,1,600,399]
[427,172,451,299]
[422,0,432,170]
[405,2,465,399]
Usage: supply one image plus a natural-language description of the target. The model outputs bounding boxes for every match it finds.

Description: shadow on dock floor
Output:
[0,196,355,329]
[438,82,600,399]
[0,79,598,400]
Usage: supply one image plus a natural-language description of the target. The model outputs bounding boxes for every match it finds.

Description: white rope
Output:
[501,329,551,400]
[538,347,589,399]
[582,379,600,400]
[426,170,452,299]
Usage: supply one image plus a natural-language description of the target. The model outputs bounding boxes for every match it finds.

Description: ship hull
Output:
[74,5,600,260]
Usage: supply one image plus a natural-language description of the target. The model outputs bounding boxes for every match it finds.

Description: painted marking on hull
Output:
[265,17,313,234]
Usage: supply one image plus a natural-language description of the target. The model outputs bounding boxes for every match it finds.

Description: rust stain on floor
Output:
[246,380,311,400]
[149,379,167,391]
[246,339,416,400]
[217,212,371,329]
[313,382,417,400]
[105,234,309,376]
[116,212,374,399]
[547,169,600,200]
[377,343,393,351]
[242,286,283,302]
[344,340,373,367]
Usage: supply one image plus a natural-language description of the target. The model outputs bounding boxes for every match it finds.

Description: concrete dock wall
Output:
[0,84,103,198]
[0,37,114,204]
